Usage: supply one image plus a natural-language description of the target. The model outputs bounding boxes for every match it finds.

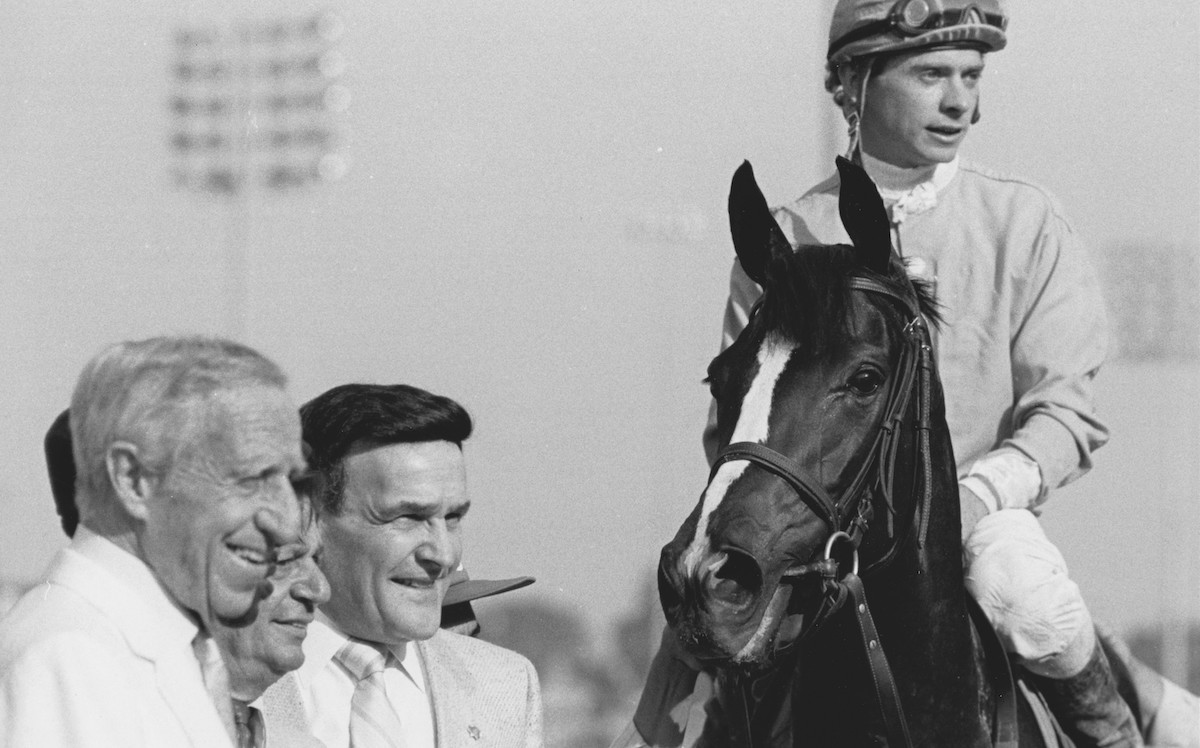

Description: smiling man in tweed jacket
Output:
[259,383,542,747]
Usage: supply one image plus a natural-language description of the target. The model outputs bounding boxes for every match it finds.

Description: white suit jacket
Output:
[261,628,543,747]
[0,529,233,748]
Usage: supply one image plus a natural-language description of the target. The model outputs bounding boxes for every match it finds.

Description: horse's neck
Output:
[865,394,992,746]
[786,399,993,748]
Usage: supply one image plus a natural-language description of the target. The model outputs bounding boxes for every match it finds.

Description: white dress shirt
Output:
[293,614,435,748]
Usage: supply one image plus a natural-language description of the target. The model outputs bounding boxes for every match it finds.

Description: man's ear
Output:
[106,441,155,521]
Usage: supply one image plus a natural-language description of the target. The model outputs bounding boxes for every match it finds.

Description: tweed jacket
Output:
[0,529,233,747]
[260,628,543,747]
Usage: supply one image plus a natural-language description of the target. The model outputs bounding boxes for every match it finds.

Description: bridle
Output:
[710,275,934,579]
[708,275,934,747]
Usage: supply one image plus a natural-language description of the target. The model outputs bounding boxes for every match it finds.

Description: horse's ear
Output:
[729,161,793,286]
[835,156,892,275]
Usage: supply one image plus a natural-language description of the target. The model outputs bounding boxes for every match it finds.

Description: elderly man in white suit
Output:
[260,383,543,747]
[0,336,308,747]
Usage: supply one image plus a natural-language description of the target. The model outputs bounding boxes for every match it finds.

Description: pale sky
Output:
[2,0,1198,655]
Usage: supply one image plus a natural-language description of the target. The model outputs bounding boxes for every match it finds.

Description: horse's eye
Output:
[848,368,884,396]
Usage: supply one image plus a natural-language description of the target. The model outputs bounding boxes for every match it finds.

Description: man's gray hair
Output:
[69,336,288,521]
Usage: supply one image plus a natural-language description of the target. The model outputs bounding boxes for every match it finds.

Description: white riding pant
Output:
[964,509,1095,679]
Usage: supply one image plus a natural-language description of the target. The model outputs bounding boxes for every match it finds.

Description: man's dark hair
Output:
[299,383,472,516]
[45,409,79,538]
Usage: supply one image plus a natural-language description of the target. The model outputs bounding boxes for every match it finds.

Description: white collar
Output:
[859,152,959,225]
[307,613,427,695]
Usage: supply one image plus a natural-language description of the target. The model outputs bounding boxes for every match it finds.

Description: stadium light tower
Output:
[168,11,349,338]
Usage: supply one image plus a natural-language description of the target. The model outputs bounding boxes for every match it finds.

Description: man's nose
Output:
[942,77,972,117]
[292,558,331,606]
[253,500,303,552]
[415,521,459,575]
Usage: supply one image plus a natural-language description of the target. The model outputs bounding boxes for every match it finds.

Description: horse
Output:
[655,157,1052,747]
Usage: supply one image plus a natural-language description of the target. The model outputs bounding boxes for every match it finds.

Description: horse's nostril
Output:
[705,548,762,608]
[710,577,752,607]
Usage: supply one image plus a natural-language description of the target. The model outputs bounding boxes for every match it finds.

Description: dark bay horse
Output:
[656,158,1051,747]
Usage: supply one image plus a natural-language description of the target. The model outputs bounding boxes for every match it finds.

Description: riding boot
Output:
[1031,643,1144,748]
[1097,623,1200,748]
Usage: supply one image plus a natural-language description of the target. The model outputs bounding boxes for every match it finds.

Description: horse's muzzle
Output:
[658,544,772,661]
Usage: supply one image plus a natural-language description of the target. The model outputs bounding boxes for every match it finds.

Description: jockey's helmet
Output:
[827,0,1008,65]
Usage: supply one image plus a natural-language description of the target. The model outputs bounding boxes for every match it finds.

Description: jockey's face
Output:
[859,47,985,168]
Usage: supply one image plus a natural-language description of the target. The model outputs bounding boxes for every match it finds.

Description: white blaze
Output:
[681,338,795,576]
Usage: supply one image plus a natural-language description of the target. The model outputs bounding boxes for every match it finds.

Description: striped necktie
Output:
[336,639,407,748]
[232,700,264,748]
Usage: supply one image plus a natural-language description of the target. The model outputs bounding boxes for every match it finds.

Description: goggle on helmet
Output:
[827,0,1008,65]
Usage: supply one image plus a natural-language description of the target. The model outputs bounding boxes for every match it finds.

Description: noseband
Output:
[708,275,934,748]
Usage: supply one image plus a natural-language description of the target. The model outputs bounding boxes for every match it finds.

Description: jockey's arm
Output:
[998,210,1109,494]
[959,208,1109,531]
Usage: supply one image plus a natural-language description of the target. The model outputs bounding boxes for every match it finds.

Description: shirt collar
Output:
[308,612,427,695]
[305,612,347,667]
[859,152,958,224]
[860,151,958,198]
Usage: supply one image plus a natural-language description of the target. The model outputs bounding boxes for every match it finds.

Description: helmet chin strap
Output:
[845,110,862,164]
[844,64,874,165]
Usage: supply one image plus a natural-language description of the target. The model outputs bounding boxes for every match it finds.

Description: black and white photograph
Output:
[1,1,1197,746]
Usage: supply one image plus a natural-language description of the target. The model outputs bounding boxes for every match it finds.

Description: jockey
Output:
[625,1,1199,747]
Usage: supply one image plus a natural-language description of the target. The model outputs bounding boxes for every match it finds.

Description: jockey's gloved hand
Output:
[963,509,1094,679]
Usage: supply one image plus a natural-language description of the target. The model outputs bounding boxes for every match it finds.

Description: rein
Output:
[710,275,934,748]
